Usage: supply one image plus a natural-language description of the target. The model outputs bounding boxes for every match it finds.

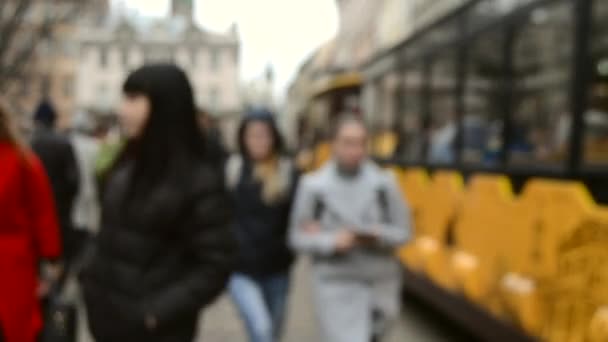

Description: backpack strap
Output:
[225,155,243,190]
[376,187,391,224]
[313,194,326,221]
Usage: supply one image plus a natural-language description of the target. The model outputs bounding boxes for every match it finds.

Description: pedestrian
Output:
[80,64,236,342]
[289,115,412,342]
[226,108,299,342]
[198,108,228,166]
[0,101,62,342]
[31,100,80,265]
[71,111,101,236]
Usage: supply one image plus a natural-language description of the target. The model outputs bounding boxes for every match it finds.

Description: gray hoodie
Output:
[289,159,411,280]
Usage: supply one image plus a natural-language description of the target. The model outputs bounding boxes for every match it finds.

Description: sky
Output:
[113,0,338,101]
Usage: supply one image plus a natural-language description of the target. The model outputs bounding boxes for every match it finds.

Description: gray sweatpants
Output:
[312,272,401,342]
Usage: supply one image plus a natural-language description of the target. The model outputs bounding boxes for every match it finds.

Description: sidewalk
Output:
[77,258,455,341]
[200,258,454,342]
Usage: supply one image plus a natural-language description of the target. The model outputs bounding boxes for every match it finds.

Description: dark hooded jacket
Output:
[30,101,80,261]
[82,161,234,341]
[80,65,236,342]
[228,109,298,276]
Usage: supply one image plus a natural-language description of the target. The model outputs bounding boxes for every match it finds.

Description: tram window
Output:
[463,29,505,165]
[394,68,424,162]
[509,1,573,166]
[468,0,535,29]
[428,53,458,164]
[584,0,608,166]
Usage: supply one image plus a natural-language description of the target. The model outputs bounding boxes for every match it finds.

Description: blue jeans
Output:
[229,272,290,342]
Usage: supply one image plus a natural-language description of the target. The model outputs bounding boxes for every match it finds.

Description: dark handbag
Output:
[39,289,77,342]
[18,160,77,342]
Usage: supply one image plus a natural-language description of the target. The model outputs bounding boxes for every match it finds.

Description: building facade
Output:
[1,0,109,127]
[75,0,241,119]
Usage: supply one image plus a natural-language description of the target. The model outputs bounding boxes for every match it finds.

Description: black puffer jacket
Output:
[82,160,235,341]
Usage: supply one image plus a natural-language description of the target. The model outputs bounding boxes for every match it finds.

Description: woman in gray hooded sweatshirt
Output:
[289,115,412,342]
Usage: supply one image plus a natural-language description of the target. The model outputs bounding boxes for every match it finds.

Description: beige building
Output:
[76,0,240,117]
[242,65,276,110]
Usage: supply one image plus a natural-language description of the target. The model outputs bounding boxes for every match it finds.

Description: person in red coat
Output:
[0,102,62,342]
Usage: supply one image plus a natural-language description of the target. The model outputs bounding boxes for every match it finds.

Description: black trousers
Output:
[92,318,197,342]
[94,330,196,342]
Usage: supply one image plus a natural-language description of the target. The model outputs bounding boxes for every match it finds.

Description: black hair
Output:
[237,108,284,160]
[113,64,205,198]
[330,113,367,140]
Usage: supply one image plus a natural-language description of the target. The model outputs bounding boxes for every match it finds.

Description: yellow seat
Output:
[451,174,514,313]
[417,171,463,240]
[372,131,398,158]
[415,171,463,290]
[518,179,595,279]
[312,141,331,170]
[394,168,430,272]
[541,208,608,342]
[398,168,430,210]
[500,180,596,338]
[590,307,608,342]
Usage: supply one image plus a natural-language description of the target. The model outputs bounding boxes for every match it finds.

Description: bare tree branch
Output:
[0,0,94,94]
[0,0,33,62]
[0,0,8,20]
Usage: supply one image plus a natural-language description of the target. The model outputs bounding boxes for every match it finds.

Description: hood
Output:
[33,100,57,127]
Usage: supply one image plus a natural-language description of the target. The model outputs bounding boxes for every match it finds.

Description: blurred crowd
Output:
[0,64,411,342]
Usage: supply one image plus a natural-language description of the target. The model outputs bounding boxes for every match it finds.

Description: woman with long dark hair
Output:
[225,108,299,342]
[0,101,62,342]
[81,64,235,342]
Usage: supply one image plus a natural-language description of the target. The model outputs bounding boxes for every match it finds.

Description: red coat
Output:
[0,142,61,342]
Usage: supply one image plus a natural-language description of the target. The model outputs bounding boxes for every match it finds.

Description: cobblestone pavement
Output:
[77,258,459,341]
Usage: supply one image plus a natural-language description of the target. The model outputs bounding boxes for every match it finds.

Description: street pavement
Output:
[77,258,458,341]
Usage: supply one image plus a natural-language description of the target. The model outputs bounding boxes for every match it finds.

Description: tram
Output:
[365,0,608,202]
[300,0,608,341]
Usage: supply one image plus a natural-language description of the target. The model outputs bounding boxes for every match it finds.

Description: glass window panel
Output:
[468,0,536,33]
[210,48,220,71]
[209,86,219,110]
[99,46,108,68]
[394,67,425,162]
[509,1,573,166]
[585,0,608,165]
[463,28,505,165]
[428,53,458,164]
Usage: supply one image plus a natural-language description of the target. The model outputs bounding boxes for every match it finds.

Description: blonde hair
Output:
[0,100,24,151]
[253,156,287,205]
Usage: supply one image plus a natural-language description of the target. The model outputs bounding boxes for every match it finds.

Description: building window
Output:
[428,52,458,164]
[190,48,198,67]
[20,81,30,97]
[462,28,505,165]
[63,75,74,98]
[394,67,425,162]
[508,1,574,166]
[98,83,107,97]
[584,0,608,166]
[144,46,154,64]
[210,47,220,71]
[121,47,130,69]
[209,86,219,110]
[233,48,239,64]
[99,46,108,68]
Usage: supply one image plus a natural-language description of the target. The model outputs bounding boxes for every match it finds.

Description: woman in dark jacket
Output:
[225,108,298,342]
[81,64,235,342]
